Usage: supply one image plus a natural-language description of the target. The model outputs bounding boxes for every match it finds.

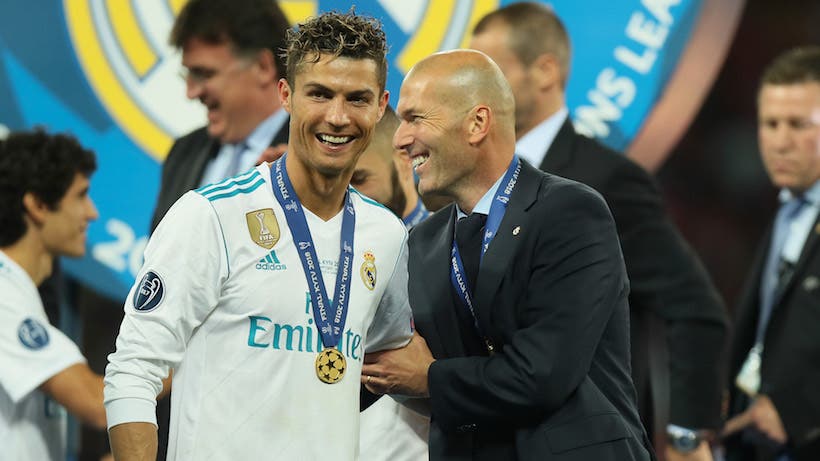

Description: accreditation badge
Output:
[246,208,280,249]
[735,343,762,397]
[316,347,347,384]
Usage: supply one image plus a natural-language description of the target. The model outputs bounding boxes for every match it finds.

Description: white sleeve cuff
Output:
[105,397,158,430]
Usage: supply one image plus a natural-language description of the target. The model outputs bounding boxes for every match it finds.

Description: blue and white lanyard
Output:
[271,155,355,349]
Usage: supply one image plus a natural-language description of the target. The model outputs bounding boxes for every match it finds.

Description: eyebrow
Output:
[302,82,376,99]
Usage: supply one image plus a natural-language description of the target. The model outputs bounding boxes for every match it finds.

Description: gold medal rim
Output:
[315,348,346,384]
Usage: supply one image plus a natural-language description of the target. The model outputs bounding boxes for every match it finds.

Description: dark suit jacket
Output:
[726,216,820,461]
[539,120,729,437]
[150,122,289,230]
[409,161,654,461]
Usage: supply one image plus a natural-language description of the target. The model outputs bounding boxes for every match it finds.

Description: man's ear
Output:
[466,105,492,145]
[278,78,292,113]
[22,192,49,226]
[255,49,278,85]
[530,53,562,91]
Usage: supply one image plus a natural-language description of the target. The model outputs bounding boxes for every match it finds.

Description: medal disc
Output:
[315,348,346,384]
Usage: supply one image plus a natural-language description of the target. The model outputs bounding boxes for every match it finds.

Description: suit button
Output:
[456,423,478,433]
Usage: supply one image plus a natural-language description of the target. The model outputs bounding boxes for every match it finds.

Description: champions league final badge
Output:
[18,318,50,350]
[246,208,280,249]
[360,250,377,291]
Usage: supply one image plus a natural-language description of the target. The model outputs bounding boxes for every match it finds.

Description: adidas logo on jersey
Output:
[256,250,287,271]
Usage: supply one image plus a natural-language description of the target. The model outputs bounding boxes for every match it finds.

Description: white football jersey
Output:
[0,250,86,461]
[105,164,413,460]
[359,209,431,461]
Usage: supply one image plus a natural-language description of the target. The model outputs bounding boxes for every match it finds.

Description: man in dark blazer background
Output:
[361,49,654,461]
[469,4,728,460]
[152,0,290,230]
[722,46,820,461]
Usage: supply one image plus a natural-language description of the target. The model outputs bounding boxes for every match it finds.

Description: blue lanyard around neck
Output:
[270,155,355,349]
[449,157,521,352]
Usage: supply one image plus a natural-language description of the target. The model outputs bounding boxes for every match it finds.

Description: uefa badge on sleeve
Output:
[360,250,377,291]
[246,208,280,249]
[133,271,165,312]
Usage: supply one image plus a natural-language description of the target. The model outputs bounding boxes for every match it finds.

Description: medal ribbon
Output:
[402,200,430,229]
[449,157,521,349]
[271,155,355,350]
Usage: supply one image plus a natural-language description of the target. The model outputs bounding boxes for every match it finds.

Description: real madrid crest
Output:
[360,250,377,291]
[246,208,280,249]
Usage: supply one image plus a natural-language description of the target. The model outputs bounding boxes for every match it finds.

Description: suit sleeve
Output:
[427,183,627,428]
[603,159,729,429]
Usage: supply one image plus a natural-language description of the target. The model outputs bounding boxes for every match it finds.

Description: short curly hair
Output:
[283,11,388,91]
[0,129,97,246]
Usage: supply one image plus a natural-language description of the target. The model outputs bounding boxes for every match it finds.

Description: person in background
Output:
[722,46,820,461]
[0,129,106,460]
[362,49,654,461]
[356,105,430,460]
[350,105,430,228]
[154,0,291,229]
[104,11,412,461]
[469,4,729,459]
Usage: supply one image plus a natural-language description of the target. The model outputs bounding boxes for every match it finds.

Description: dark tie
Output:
[455,213,487,289]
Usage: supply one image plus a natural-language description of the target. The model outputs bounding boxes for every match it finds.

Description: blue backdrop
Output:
[0,0,702,300]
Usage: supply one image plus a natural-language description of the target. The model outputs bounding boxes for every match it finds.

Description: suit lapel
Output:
[415,206,467,358]
[473,163,541,333]
[539,118,576,173]
[272,117,290,146]
[774,214,820,305]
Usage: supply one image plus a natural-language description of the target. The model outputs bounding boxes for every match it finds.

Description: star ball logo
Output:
[62,0,500,160]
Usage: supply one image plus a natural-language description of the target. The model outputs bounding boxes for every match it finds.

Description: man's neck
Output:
[516,94,565,141]
[1,233,52,286]
[285,154,350,221]
[455,154,515,215]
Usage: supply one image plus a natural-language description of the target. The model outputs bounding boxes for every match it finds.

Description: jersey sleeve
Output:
[104,191,229,428]
[0,292,85,402]
[364,237,413,353]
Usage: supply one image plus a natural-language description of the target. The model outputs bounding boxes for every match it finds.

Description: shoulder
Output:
[350,188,405,229]
[166,126,214,159]
[408,204,452,247]
[522,163,611,222]
[194,168,268,204]
[173,126,211,147]
[575,133,654,178]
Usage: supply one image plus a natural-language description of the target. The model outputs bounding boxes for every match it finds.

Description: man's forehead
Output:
[294,56,381,89]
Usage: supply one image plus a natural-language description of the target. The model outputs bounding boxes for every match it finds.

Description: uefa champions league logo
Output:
[62,1,494,160]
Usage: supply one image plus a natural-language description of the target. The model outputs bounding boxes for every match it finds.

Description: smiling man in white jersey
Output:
[0,130,106,460]
[104,12,413,461]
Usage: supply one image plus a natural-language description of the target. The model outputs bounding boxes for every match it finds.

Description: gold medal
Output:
[315,348,346,384]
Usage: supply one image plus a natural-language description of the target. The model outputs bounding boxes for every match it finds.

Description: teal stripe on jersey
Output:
[204,177,266,202]
[196,170,260,196]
